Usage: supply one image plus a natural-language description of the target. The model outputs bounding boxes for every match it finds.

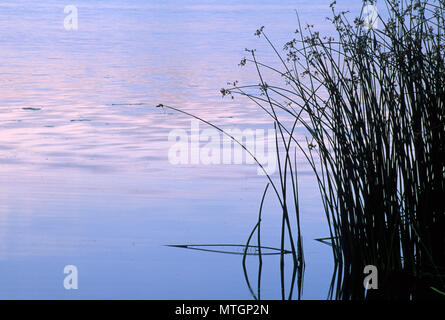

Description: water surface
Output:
[0,0,359,299]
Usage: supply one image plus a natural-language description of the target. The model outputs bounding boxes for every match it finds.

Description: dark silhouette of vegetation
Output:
[162,0,445,300]
[222,0,445,299]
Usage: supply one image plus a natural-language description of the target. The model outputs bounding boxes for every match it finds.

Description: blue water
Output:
[0,0,361,299]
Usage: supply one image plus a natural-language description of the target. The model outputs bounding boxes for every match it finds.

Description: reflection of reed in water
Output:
[167,181,303,300]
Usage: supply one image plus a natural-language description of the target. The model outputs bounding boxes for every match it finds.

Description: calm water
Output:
[0,0,359,299]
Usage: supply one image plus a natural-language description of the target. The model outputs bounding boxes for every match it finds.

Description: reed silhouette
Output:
[161,0,445,300]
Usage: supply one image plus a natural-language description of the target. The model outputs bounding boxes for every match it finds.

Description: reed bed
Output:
[160,0,445,299]
[222,0,445,299]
